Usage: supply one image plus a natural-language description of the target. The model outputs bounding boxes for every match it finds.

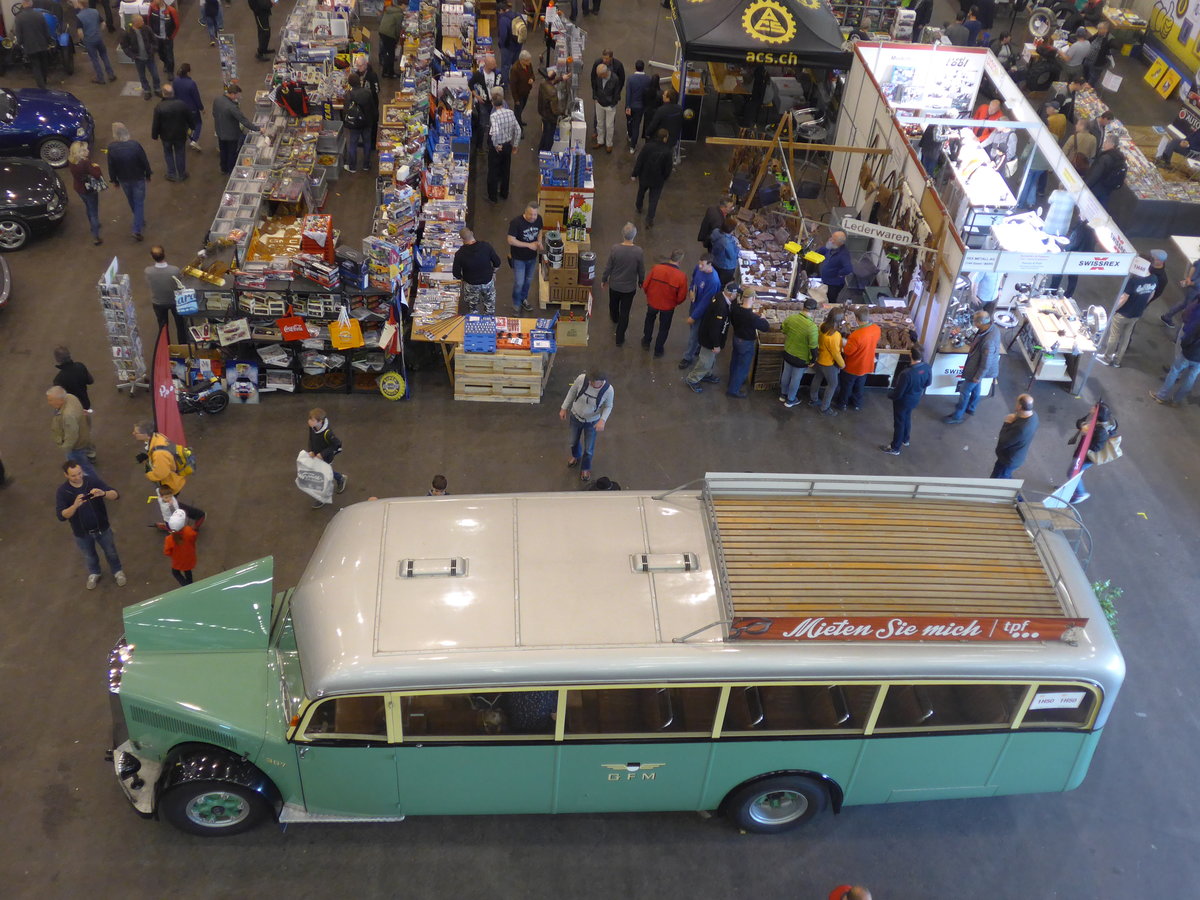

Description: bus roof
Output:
[289,475,1123,699]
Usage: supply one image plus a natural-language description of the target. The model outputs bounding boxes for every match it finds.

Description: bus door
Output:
[553,687,719,813]
[848,683,1026,804]
[393,691,557,815]
[293,695,402,816]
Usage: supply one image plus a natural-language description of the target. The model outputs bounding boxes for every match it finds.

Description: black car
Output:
[0,158,68,251]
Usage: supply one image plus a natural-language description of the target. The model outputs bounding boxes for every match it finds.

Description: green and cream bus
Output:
[107,473,1124,836]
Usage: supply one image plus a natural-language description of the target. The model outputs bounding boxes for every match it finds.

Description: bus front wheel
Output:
[725,775,828,834]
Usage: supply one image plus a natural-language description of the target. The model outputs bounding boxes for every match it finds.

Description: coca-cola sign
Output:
[730,615,1088,643]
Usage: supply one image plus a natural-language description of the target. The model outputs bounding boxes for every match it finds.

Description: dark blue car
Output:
[0,87,94,168]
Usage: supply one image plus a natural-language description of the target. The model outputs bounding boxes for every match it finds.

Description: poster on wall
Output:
[1148,0,1200,75]
[870,46,985,116]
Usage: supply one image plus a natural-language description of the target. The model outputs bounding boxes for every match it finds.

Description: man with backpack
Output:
[342,73,376,173]
[132,420,189,496]
[559,371,614,484]
[684,283,734,392]
[1085,136,1126,209]
[497,2,525,76]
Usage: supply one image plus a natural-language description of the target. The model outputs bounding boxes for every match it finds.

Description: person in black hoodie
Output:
[306,408,346,508]
[150,83,196,182]
[880,344,932,455]
[684,283,733,392]
[53,346,95,411]
[630,129,673,227]
[646,88,683,147]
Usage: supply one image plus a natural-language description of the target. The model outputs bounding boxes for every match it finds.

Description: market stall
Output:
[829,43,1139,395]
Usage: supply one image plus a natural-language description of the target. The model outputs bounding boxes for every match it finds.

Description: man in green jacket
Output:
[378,3,403,78]
[779,307,818,407]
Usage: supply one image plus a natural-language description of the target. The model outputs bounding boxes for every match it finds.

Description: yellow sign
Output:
[1158,68,1182,98]
[1145,57,1169,89]
[743,0,797,45]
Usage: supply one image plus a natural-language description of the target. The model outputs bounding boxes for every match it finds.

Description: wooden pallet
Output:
[713,496,1061,617]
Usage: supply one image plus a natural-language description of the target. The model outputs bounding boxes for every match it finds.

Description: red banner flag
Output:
[152,323,187,447]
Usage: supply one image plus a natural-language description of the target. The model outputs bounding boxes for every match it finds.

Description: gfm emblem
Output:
[743,0,797,44]
[602,762,666,781]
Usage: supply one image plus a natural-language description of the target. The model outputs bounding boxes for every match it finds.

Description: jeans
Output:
[203,11,221,41]
[627,108,645,148]
[809,363,839,409]
[380,33,398,75]
[514,94,529,126]
[609,288,636,344]
[84,39,115,80]
[120,179,147,235]
[686,346,719,384]
[569,416,598,470]
[781,360,807,402]
[133,56,162,93]
[681,317,702,364]
[1101,312,1138,363]
[80,190,101,239]
[172,568,195,586]
[162,140,187,179]
[595,103,618,146]
[1017,169,1048,208]
[189,113,203,144]
[219,138,241,175]
[642,307,674,353]
[990,460,1018,479]
[728,336,756,395]
[890,401,917,451]
[157,38,175,79]
[836,371,868,409]
[1070,460,1093,501]
[91,0,115,30]
[948,379,982,420]
[73,528,123,576]
[344,127,369,170]
[539,118,557,151]
[511,256,536,309]
[487,144,513,200]
[1155,345,1200,403]
[635,183,664,222]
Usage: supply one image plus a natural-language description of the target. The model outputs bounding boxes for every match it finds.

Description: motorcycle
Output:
[176,376,229,415]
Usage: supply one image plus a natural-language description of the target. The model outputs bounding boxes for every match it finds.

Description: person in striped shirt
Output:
[487,87,521,203]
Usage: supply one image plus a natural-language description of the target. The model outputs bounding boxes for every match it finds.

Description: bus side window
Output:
[304,696,387,739]
[877,684,1025,730]
[401,692,557,738]
[1020,684,1097,728]
[722,684,876,733]
[876,685,936,729]
[566,687,720,737]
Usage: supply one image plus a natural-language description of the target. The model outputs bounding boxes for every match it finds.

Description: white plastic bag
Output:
[295,450,335,504]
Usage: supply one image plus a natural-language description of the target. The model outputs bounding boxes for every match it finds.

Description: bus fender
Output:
[155,743,283,818]
[719,769,845,816]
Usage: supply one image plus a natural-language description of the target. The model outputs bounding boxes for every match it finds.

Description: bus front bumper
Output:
[111,740,161,817]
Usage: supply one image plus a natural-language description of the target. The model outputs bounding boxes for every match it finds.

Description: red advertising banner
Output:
[730,615,1088,643]
[1070,402,1100,479]
[151,323,187,447]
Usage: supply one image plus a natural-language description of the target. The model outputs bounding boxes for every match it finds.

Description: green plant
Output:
[1091,579,1122,638]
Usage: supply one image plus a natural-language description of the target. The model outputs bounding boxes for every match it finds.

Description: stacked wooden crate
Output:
[454,350,555,403]
[538,238,592,347]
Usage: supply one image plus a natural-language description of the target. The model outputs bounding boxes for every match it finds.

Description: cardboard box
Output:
[556,318,589,346]
[549,284,593,305]
[547,266,578,288]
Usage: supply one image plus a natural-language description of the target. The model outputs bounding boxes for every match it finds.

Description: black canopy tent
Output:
[671,0,851,69]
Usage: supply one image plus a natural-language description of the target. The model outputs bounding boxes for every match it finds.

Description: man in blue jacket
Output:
[624,60,654,155]
[678,254,721,369]
[818,230,853,303]
[106,122,153,241]
[880,344,932,455]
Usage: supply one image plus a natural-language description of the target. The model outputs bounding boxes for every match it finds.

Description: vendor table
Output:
[1008,297,1096,391]
[409,316,555,401]
[939,133,1017,233]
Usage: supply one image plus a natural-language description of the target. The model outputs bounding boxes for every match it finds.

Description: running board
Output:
[279,804,406,824]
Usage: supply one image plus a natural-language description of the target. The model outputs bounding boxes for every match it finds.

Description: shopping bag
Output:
[1087,435,1123,465]
[329,306,365,350]
[173,277,199,315]
[295,450,335,504]
[276,307,311,342]
[377,320,398,349]
[216,318,251,346]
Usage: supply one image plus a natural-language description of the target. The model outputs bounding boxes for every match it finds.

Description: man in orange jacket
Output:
[641,249,688,357]
[833,319,881,411]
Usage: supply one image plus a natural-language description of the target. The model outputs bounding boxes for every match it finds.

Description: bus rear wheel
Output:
[726,775,828,834]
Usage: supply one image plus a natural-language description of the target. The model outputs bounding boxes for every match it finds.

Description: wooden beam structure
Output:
[706,137,891,155]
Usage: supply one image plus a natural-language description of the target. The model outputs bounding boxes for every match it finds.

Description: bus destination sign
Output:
[729,615,1089,642]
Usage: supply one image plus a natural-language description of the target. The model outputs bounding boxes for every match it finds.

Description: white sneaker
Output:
[114,571,127,587]
[189,140,202,151]
[86,574,101,590]
[336,474,348,494]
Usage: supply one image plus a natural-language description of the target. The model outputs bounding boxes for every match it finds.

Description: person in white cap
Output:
[163,507,199,585]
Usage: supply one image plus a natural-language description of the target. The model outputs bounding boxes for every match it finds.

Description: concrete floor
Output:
[0,2,1197,897]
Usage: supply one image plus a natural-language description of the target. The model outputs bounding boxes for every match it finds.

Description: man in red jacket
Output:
[641,249,688,357]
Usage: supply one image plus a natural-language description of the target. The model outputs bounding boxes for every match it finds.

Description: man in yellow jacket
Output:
[132,420,187,495]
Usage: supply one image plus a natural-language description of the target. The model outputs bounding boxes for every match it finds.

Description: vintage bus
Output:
[107,473,1123,835]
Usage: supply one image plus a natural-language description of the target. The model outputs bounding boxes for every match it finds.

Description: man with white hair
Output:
[47,386,96,470]
[590,55,623,153]
[119,14,161,99]
[469,54,505,153]
[106,122,153,241]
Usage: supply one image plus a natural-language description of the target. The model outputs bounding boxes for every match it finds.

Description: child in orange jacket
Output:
[163,509,198,586]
